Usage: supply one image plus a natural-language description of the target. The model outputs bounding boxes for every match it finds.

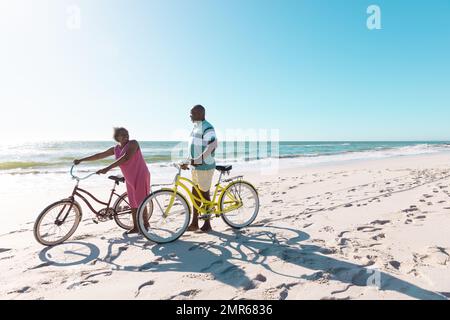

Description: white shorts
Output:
[192,169,214,192]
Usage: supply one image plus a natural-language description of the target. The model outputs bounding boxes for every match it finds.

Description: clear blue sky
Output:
[1,0,450,142]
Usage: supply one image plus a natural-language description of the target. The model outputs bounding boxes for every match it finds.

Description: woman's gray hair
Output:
[113,127,129,138]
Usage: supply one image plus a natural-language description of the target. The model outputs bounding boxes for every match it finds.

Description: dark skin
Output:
[181,106,214,233]
[74,131,149,234]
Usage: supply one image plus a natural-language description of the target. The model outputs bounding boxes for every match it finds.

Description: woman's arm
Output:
[74,147,115,165]
[97,141,139,174]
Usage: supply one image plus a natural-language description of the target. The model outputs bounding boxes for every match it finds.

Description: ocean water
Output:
[1,141,450,234]
[1,141,450,174]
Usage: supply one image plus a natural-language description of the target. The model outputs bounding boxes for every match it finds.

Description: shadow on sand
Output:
[39,226,447,300]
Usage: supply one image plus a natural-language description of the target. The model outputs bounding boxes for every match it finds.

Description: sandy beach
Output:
[1,152,450,300]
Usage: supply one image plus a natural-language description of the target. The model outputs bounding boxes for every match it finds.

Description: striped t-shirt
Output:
[189,120,217,170]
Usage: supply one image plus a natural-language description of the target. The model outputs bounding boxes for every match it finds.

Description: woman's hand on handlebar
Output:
[96,167,110,175]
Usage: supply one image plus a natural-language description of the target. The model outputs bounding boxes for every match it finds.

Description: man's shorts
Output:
[192,169,214,192]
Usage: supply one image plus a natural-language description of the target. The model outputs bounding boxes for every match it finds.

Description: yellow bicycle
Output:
[137,163,259,243]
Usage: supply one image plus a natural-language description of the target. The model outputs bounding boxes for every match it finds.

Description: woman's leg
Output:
[128,207,150,234]
[126,183,139,234]
[141,205,150,230]
[127,208,139,234]
[133,173,151,231]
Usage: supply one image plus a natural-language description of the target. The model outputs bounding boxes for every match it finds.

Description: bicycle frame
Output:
[162,166,244,217]
[56,179,125,223]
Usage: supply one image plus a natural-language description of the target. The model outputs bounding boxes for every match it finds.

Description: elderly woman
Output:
[74,127,150,234]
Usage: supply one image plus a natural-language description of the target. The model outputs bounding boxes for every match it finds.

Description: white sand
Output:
[1,153,450,300]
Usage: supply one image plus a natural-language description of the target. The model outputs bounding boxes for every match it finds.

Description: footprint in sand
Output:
[356,226,382,233]
[252,218,272,227]
[27,262,54,271]
[7,286,32,295]
[415,247,450,266]
[388,260,401,270]
[72,234,95,241]
[337,231,350,238]
[135,280,155,297]
[84,271,113,280]
[243,273,268,291]
[168,289,201,300]
[254,273,267,282]
[402,206,419,213]
[370,220,391,226]
[264,282,299,300]
[320,226,334,233]
[67,280,99,290]
[371,233,385,241]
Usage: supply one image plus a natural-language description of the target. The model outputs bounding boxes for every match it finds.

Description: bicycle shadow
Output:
[105,226,447,299]
[38,227,447,299]
[111,233,257,289]
[207,226,446,300]
[38,241,100,267]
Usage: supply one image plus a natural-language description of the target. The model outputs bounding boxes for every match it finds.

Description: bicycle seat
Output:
[216,165,232,172]
[108,175,125,183]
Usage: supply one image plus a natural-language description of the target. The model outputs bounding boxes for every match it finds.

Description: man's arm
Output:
[74,147,114,164]
[191,139,217,166]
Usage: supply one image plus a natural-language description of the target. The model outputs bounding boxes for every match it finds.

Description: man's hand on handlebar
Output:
[73,159,82,165]
[179,158,200,170]
[180,163,190,170]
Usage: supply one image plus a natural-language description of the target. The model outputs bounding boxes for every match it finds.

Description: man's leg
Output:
[200,189,212,232]
[187,186,201,231]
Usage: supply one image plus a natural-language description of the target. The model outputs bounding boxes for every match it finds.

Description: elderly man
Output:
[181,105,217,232]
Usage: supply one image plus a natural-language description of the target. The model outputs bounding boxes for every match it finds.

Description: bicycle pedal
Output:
[199,214,212,220]
[92,219,99,224]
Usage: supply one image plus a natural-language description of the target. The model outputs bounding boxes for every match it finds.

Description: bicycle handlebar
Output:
[70,165,97,181]
[173,161,191,171]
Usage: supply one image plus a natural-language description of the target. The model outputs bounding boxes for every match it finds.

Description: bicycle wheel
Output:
[113,192,133,230]
[137,189,190,244]
[34,199,82,246]
[219,180,259,229]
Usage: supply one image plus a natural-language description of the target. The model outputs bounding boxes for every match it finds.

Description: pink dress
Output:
[114,142,151,209]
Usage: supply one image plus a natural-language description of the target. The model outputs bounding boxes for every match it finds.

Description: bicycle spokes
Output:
[220,182,259,228]
[35,201,81,246]
[138,190,190,243]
